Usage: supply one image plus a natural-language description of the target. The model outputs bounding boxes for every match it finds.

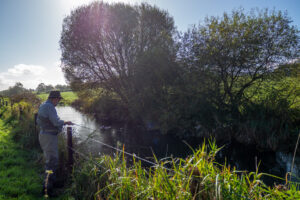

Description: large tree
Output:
[179,9,299,115]
[36,83,46,94]
[60,2,176,107]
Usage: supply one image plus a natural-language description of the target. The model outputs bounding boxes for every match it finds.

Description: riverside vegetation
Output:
[0,97,72,199]
[0,95,299,199]
[0,1,300,199]
[0,99,42,199]
[69,141,300,199]
[61,2,300,154]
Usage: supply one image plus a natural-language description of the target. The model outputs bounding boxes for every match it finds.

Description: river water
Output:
[57,106,197,159]
[57,106,299,185]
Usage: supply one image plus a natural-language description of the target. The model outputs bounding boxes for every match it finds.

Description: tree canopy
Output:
[35,83,70,93]
[0,82,27,96]
[179,8,299,114]
[60,2,176,106]
[60,3,299,148]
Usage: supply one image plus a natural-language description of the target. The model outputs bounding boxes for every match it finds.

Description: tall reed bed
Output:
[69,141,300,199]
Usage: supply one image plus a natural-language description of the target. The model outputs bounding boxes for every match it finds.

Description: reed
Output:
[69,140,300,200]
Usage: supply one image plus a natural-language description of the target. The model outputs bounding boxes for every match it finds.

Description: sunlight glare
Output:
[60,0,149,10]
[60,0,93,12]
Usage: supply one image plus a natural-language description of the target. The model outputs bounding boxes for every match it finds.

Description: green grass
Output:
[37,91,78,105]
[2,88,299,199]
[0,105,72,200]
[0,120,43,200]
[69,141,300,199]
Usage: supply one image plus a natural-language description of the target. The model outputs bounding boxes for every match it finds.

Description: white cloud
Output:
[0,63,67,91]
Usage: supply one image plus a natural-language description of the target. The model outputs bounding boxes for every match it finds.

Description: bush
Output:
[235,76,300,151]
[90,94,129,124]
[8,102,39,149]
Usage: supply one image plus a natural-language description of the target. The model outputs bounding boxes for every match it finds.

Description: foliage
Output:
[36,83,71,94]
[61,2,300,151]
[0,107,43,199]
[54,84,71,92]
[0,97,71,199]
[161,8,300,147]
[0,82,29,97]
[1,98,40,149]
[68,141,300,199]
[274,62,300,78]
[179,8,299,115]
[90,93,129,123]
[130,47,181,125]
[236,75,300,150]
[60,2,177,117]
[10,92,41,110]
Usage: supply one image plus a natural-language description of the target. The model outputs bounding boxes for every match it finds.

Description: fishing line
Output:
[70,123,184,175]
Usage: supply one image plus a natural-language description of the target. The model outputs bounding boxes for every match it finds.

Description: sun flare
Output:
[60,0,93,11]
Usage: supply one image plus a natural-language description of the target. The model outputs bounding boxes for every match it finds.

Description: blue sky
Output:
[0,0,299,90]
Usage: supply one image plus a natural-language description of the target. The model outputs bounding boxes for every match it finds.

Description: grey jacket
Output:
[37,100,64,135]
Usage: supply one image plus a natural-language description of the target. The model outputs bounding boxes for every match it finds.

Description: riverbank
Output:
[1,99,300,199]
[69,139,300,199]
[0,101,71,199]
[0,119,42,199]
[56,109,300,199]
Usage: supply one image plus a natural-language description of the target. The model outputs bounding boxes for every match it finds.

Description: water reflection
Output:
[56,106,297,185]
[57,106,196,159]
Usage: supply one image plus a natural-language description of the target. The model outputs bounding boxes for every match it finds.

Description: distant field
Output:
[38,91,78,105]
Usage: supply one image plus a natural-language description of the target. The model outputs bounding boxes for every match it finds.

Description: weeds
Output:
[69,140,300,199]
[0,118,43,199]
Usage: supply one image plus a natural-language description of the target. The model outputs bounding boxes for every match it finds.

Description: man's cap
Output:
[48,91,63,99]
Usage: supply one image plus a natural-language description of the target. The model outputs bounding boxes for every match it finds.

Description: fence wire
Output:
[67,123,183,175]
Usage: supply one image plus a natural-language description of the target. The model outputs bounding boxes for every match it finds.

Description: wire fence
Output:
[63,123,300,183]
[66,123,184,175]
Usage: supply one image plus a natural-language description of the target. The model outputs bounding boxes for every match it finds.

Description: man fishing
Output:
[37,90,73,197]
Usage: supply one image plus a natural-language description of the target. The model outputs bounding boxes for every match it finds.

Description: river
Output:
[57,106,299,185]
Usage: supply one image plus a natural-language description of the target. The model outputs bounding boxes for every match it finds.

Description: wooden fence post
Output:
[67,127,73,172]
[34,113,38,135]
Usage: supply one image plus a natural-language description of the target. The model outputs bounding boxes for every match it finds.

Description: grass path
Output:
[0,119,44,200]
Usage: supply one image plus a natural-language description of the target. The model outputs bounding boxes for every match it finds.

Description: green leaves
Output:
[60,2,176,107]
[181,8,299,112]
[68,141,300,199]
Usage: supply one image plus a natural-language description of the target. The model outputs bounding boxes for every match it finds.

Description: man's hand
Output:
[64,121,73,125]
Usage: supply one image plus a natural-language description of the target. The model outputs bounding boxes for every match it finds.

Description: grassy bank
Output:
[1,95,299,199]
[0,117,43,199]
[69,141,300,199]
[37,91,78,106]
[0,101,70,199]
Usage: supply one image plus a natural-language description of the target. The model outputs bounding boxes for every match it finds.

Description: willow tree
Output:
[60,2,176,108]
[179,9,299,116]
